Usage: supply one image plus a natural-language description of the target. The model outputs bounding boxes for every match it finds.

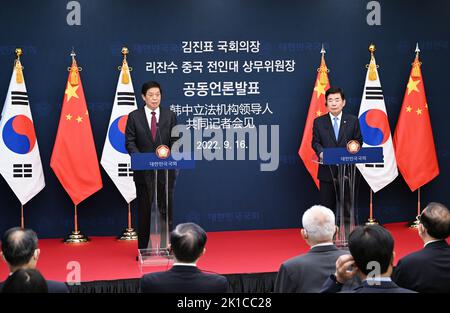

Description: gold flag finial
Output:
[68,49,81,86]
[412,43,422,78]
[120,47,131,84]
[14,48,24,84]
[368,43,378,81]
[318,44,329,85]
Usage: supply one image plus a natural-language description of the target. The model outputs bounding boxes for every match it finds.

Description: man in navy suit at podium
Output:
[312,87,363,211]
[125,81,178,250]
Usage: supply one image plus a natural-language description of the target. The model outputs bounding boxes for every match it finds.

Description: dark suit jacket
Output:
[125,106,178,184]
[0,279,69,293]
[320,276,415,293]
[274,245,358,293]
[140,265,229,293]
[392,240,450,293]
[312,113,362,181]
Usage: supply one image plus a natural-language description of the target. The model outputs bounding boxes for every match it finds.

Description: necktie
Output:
[333,117,339,140]
[151,111,157,141]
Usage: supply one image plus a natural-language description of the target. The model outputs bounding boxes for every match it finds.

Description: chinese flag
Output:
[50,57,102,205]
[298,53,330,189]
[393,53,439,191]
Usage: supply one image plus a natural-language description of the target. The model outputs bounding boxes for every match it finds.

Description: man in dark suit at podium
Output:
[392,202,450,292]
[125,81,178,250]
[140,223,229,293]
[312,87,362,211]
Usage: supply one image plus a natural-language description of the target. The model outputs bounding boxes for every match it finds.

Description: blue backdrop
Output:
[0,0,449,238]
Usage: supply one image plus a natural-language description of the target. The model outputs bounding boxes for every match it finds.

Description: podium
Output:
[131,151,194,267]
[322,147,383,247]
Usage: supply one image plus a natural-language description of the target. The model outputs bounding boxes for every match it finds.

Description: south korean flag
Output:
[100,57,137,203]
[0,58,45,204]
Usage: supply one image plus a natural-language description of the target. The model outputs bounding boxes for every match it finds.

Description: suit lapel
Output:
[337,114,348,145]
[157,107,168,145]
[324,115,338,145]
[138,107,155,145]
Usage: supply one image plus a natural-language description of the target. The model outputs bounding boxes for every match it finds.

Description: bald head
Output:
[1,227,38,267]
[170,223,207,263]
[420,202,450,240]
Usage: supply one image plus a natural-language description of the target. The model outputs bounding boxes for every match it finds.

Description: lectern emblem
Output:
[156,145,170,159]
[347,140,361,154]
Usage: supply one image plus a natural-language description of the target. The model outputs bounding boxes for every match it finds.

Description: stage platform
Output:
[0,222,434,292]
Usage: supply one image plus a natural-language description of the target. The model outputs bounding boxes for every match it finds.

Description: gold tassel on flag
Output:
[15,48,24,84]
[119,47,132,85]
[318,45,329,85]
[68,49,81,86]
[412,44,422,78]
[368,44,378,81]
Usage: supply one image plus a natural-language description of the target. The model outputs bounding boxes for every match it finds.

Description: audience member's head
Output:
[1,227,40,272]
[348,225,395,278]
[301,205,336,246]
[170,223,207,263]
[419,202,450,241]
[1,269,48,293]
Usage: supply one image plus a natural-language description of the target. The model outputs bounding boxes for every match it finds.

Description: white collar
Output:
[173,262,197,267]
[364,276,392,283]
[310,242,334,249]
[329,111,343,121]
[145,106,160,115]
[424,239,443,247]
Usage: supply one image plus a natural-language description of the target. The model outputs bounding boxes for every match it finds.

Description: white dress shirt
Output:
[329,111,343,128]
[144,106,160,132]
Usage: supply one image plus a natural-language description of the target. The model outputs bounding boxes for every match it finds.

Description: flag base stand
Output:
[118,228,138,241]
[64,231,89,243]
[407,216,420,229]
[365,218,379,226]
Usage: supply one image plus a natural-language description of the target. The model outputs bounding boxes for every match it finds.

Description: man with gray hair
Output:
[274,205,352,292]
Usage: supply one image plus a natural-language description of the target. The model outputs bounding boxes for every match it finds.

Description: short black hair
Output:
[1,227,38,267]
[141,81,162,96]
[325,86,345,102]
[420,202,450,239]
[1,269,48,293]
[348,225,394,276]
[170,223,207,263]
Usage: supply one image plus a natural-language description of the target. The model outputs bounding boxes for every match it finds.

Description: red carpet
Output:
[0,222,439,282]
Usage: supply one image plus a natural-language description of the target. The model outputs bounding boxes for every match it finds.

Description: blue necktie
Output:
[333,117,339,140]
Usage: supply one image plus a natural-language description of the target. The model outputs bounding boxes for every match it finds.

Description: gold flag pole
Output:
[364,44,379,226]
[118,202,137,240]
[408,187,421,229]
[117,47,137,241]
[407,44,423,229]
[366,189,378,225]
[65,204,89,243]
[21,205,25,228]
[15,48,25,229]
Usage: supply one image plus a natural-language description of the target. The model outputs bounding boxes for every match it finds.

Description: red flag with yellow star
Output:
[298,52,330,189]
[50,56,102,205]
[393,52,439,191]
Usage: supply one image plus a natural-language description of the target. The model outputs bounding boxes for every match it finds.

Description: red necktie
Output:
[151,111,157,141]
